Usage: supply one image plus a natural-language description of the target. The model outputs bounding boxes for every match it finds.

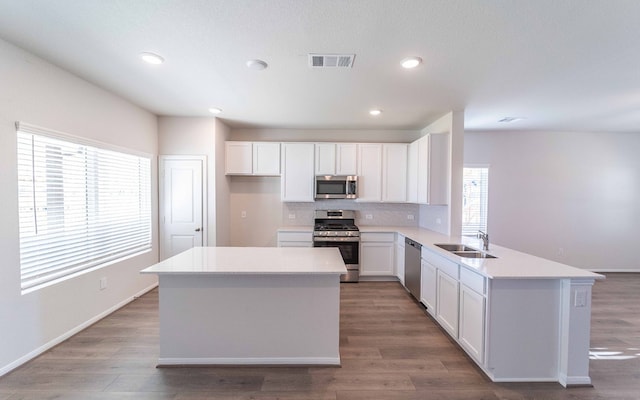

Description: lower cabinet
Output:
[436,270,459,337]
[277,231,313,247]
[395,234,405,285]
[420,259,437,315]
[360,232,395,276]
[459,284,485,363]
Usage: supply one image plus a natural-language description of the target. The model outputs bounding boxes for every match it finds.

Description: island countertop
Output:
[140,246,347,275]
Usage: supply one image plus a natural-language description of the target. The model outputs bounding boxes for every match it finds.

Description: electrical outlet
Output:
[436,218,442,225]
[407,214,414,220]
[99,277,107,290]
[288,213,296,219]
[241,211,247,218]
[574,289,587,307]
[365,214,373,220]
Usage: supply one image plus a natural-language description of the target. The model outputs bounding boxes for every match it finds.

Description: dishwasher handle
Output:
[405,237,422,249]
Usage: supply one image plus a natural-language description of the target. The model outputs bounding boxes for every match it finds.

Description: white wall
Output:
[465,130,640,271]
[158,117,231,247]
[0,38,159,375]
[214,119,231,246]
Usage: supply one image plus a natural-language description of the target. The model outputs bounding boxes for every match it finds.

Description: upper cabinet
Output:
[225,141,280,176]
[315,143,358,176]
[408,134,449,205]
[281,143,315,202]
[382,144,408,203]
[357,143,383,202]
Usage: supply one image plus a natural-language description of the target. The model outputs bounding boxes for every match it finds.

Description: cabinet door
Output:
[336,143,358,175]
[357,144,382,202]
[382,144,408,203]
[459,284,485,363]
[417,136,429,203]
[360,241,395,276]
[253,142,280,175]
[407,141,419,203]
[315,143,336,175]
[281,143,315,202]
[395,241,405,285]
[225,142,253,175]
[420,259,437,315]
[436,270,459,337]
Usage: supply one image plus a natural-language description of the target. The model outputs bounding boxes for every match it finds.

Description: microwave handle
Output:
[347,180,357,195]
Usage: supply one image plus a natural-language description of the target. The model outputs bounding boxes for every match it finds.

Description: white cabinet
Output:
[382,144,408,203]
[436,269,459,337]
[315,143,358,176]
[416,134,448,205]
[281,143,315,202]
[357,144,383,202]
[360,232,395,276]
[420,259,437,316]
[395,234,405,285]
[225,141,280,175]
[225,141,252,174]
[277,231,313,247]
[459,283,485,363]
[407,140,419,203]
[253,142,281,175]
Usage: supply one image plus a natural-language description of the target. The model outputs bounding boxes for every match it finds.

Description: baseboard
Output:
[559,373,592,387]
[157,356,341,366]
[359,275,399,282]
[0,282,158,377]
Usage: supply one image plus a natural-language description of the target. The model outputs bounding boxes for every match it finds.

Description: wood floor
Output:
[1,273,639,399]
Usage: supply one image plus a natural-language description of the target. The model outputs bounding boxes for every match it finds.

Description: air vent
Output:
[309,54,355,68]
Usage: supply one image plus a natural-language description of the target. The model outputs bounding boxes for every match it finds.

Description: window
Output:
[16,123,152,291]
[462,166,489,236]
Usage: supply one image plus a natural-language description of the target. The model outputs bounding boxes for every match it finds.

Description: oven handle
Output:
[313,237,360,243]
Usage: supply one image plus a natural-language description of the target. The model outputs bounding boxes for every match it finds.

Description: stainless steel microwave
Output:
[315,176,358,199]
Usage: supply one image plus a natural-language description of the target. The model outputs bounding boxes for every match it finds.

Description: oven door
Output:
[313,237,360,282]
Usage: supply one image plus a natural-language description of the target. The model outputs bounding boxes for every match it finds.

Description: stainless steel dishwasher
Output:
[404,237,422,300]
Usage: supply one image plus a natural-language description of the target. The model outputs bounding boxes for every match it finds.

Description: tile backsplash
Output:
[282,201,420,227]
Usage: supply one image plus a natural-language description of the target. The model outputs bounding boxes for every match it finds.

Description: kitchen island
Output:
[140,246,347,366]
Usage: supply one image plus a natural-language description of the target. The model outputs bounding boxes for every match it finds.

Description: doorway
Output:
[159,155,207,260]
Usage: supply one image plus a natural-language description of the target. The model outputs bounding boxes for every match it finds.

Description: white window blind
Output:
[16,123,152,291]
[462,167,489,236]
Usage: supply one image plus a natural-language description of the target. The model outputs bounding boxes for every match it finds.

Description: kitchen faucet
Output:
[477,230,489,251]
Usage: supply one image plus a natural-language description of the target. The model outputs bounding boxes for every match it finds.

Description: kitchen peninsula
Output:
[140,246,346,366]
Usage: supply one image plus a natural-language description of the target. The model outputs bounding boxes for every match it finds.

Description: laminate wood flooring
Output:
[1,273,639,399]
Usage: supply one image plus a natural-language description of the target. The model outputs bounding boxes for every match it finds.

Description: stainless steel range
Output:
[313,210,360,283]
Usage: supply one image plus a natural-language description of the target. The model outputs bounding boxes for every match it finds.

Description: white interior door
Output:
[160,156,206,260]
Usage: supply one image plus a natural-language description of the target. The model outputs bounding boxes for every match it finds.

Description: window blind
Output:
[462,167,489,236]
[16,123,152,291]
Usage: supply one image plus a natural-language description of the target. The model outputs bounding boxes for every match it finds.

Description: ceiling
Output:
[1,0,639,132]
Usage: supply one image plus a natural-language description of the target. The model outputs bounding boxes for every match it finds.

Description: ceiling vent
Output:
[309,54,355,68]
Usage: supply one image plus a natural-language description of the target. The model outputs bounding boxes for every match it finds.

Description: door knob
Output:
[195,228,201,232]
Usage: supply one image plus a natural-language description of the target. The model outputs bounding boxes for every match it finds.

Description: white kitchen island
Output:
[140,246,346,366]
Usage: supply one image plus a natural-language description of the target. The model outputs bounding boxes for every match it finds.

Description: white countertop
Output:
[279,225,604,280]
[141,246,347,275]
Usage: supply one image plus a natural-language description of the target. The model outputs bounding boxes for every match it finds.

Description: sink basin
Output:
[435,243,477,252]
[452,251,497,259]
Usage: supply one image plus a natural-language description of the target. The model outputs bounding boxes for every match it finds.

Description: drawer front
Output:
[460,267,486,295]
[360,232,395,242]
[422,248,459,279]
[277,231,312,242]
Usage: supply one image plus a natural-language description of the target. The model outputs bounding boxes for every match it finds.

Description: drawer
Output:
[422,248,459,279]
[277,231,312,242]
[360,232,395,242]
[460,267,486,295]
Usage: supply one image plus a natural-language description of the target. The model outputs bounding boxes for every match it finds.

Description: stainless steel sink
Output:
[452,251,497,259]
[435,243,477,252]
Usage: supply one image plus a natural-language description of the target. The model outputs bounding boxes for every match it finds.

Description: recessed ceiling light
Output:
[498,117,525,123]
[140,52,164,65]
[401,56,422,69]
[208,108,222,115]
[246,59,268,70]
[369,109,382,116]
